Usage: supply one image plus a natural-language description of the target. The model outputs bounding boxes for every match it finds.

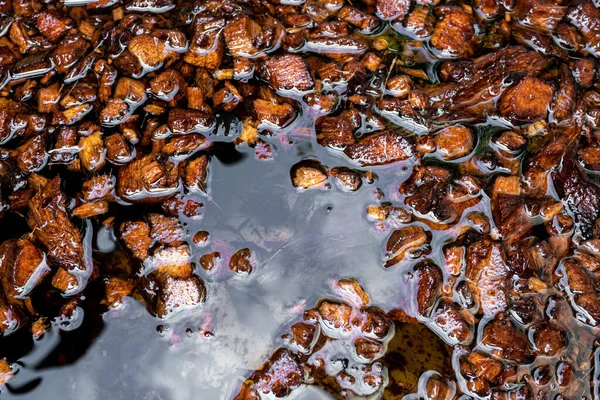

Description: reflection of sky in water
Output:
[3,141,411,399]
[6,138,598,399]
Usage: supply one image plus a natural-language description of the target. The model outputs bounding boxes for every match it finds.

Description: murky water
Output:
[2,120,599,399]
[4,127,593,399]
[1,136,413,399]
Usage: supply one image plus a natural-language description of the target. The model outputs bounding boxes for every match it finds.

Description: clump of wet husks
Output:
[234,279,394,399]
[0,0,599,397]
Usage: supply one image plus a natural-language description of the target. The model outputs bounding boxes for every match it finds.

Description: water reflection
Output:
[2,137,406,399]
